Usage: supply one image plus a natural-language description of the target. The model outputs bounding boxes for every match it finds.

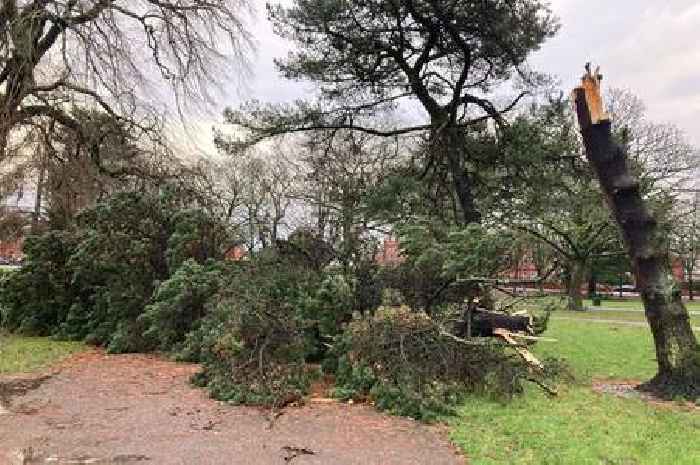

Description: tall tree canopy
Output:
[223,0,559,224]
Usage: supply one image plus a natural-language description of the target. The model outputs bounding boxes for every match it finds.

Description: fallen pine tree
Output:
[331,306,563,420]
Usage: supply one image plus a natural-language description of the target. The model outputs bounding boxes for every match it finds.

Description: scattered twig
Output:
[437,328,493,346]
[281,446,316,463]
[527,377,559,397]
[266,408,286,430]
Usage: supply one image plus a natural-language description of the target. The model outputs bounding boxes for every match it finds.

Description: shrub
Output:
[166,209,231,271]
[297,273,355,361]
[351,258,384,313]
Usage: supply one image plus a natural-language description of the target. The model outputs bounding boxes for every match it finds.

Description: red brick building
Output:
[0,237,24,262]
[501,255,539,281]
[374,237,404,266]
[0,189,35,263]
[224,244,248,261]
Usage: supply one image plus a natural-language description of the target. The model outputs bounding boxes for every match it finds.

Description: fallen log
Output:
[455,307,532,337]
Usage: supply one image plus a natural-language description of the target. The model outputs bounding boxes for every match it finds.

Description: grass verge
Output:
[0,333,84,375]
[450,319,700,465]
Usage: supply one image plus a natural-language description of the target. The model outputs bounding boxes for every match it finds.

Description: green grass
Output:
[0,333,84,374]
[450,319,700,465]
[535,320,658,380]
[452,385,700,465]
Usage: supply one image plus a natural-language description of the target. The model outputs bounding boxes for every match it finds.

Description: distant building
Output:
[1,188,36,214]
[0,188,37,263]
[224,244,248,261]
[673,255,700,293]
[0,237,23,263]
[671,257,685,282]
[501,254,539,281]
[374,237,404,266]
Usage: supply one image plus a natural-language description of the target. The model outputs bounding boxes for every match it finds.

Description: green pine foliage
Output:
[184,255,322,406]
[140,259,230,352]
[0,190,229,353]
[331,306,558,421]
[0,231,77,334]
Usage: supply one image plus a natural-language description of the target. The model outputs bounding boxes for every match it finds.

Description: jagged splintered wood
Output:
[574,63,609,127]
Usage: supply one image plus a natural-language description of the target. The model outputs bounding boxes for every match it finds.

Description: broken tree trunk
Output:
[455,306,532,338]
[574,65,700,396]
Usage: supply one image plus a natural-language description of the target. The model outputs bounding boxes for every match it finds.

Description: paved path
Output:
[553,316,700,332]
[0,351,465,465]
[585,307,700,315]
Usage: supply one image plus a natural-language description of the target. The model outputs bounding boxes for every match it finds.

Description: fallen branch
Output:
[438,328,495,346]
[492,329,560,396]
[503,333,558,343]
[527,376,559,397]
[265,409,286,430]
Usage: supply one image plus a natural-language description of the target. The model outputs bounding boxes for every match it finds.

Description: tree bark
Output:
[566,261,586,311]
[574,69,700,395]
[588,270,597,298]
[32,146,47,233]
[442,127,481,225]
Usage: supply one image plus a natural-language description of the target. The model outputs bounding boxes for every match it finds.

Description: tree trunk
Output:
[588,270,597,298]
[567,261,585,311]
[574,69,700,396]
[340,191,354,276]
[32,147,46,234]
[446,148,481,225]
[438,125,481,225]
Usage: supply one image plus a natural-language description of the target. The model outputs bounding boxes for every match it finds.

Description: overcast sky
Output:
[531,0,700,146]
[190,0,700,154]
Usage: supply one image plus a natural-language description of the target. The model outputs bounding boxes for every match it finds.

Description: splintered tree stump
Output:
[574,64,700,394]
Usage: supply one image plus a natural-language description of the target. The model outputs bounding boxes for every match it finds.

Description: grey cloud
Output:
[211,1,700,146]
[664,74,700,100]
[531,0,700,144]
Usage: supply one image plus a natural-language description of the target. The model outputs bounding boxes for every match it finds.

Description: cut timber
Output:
[493,329,545,371]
